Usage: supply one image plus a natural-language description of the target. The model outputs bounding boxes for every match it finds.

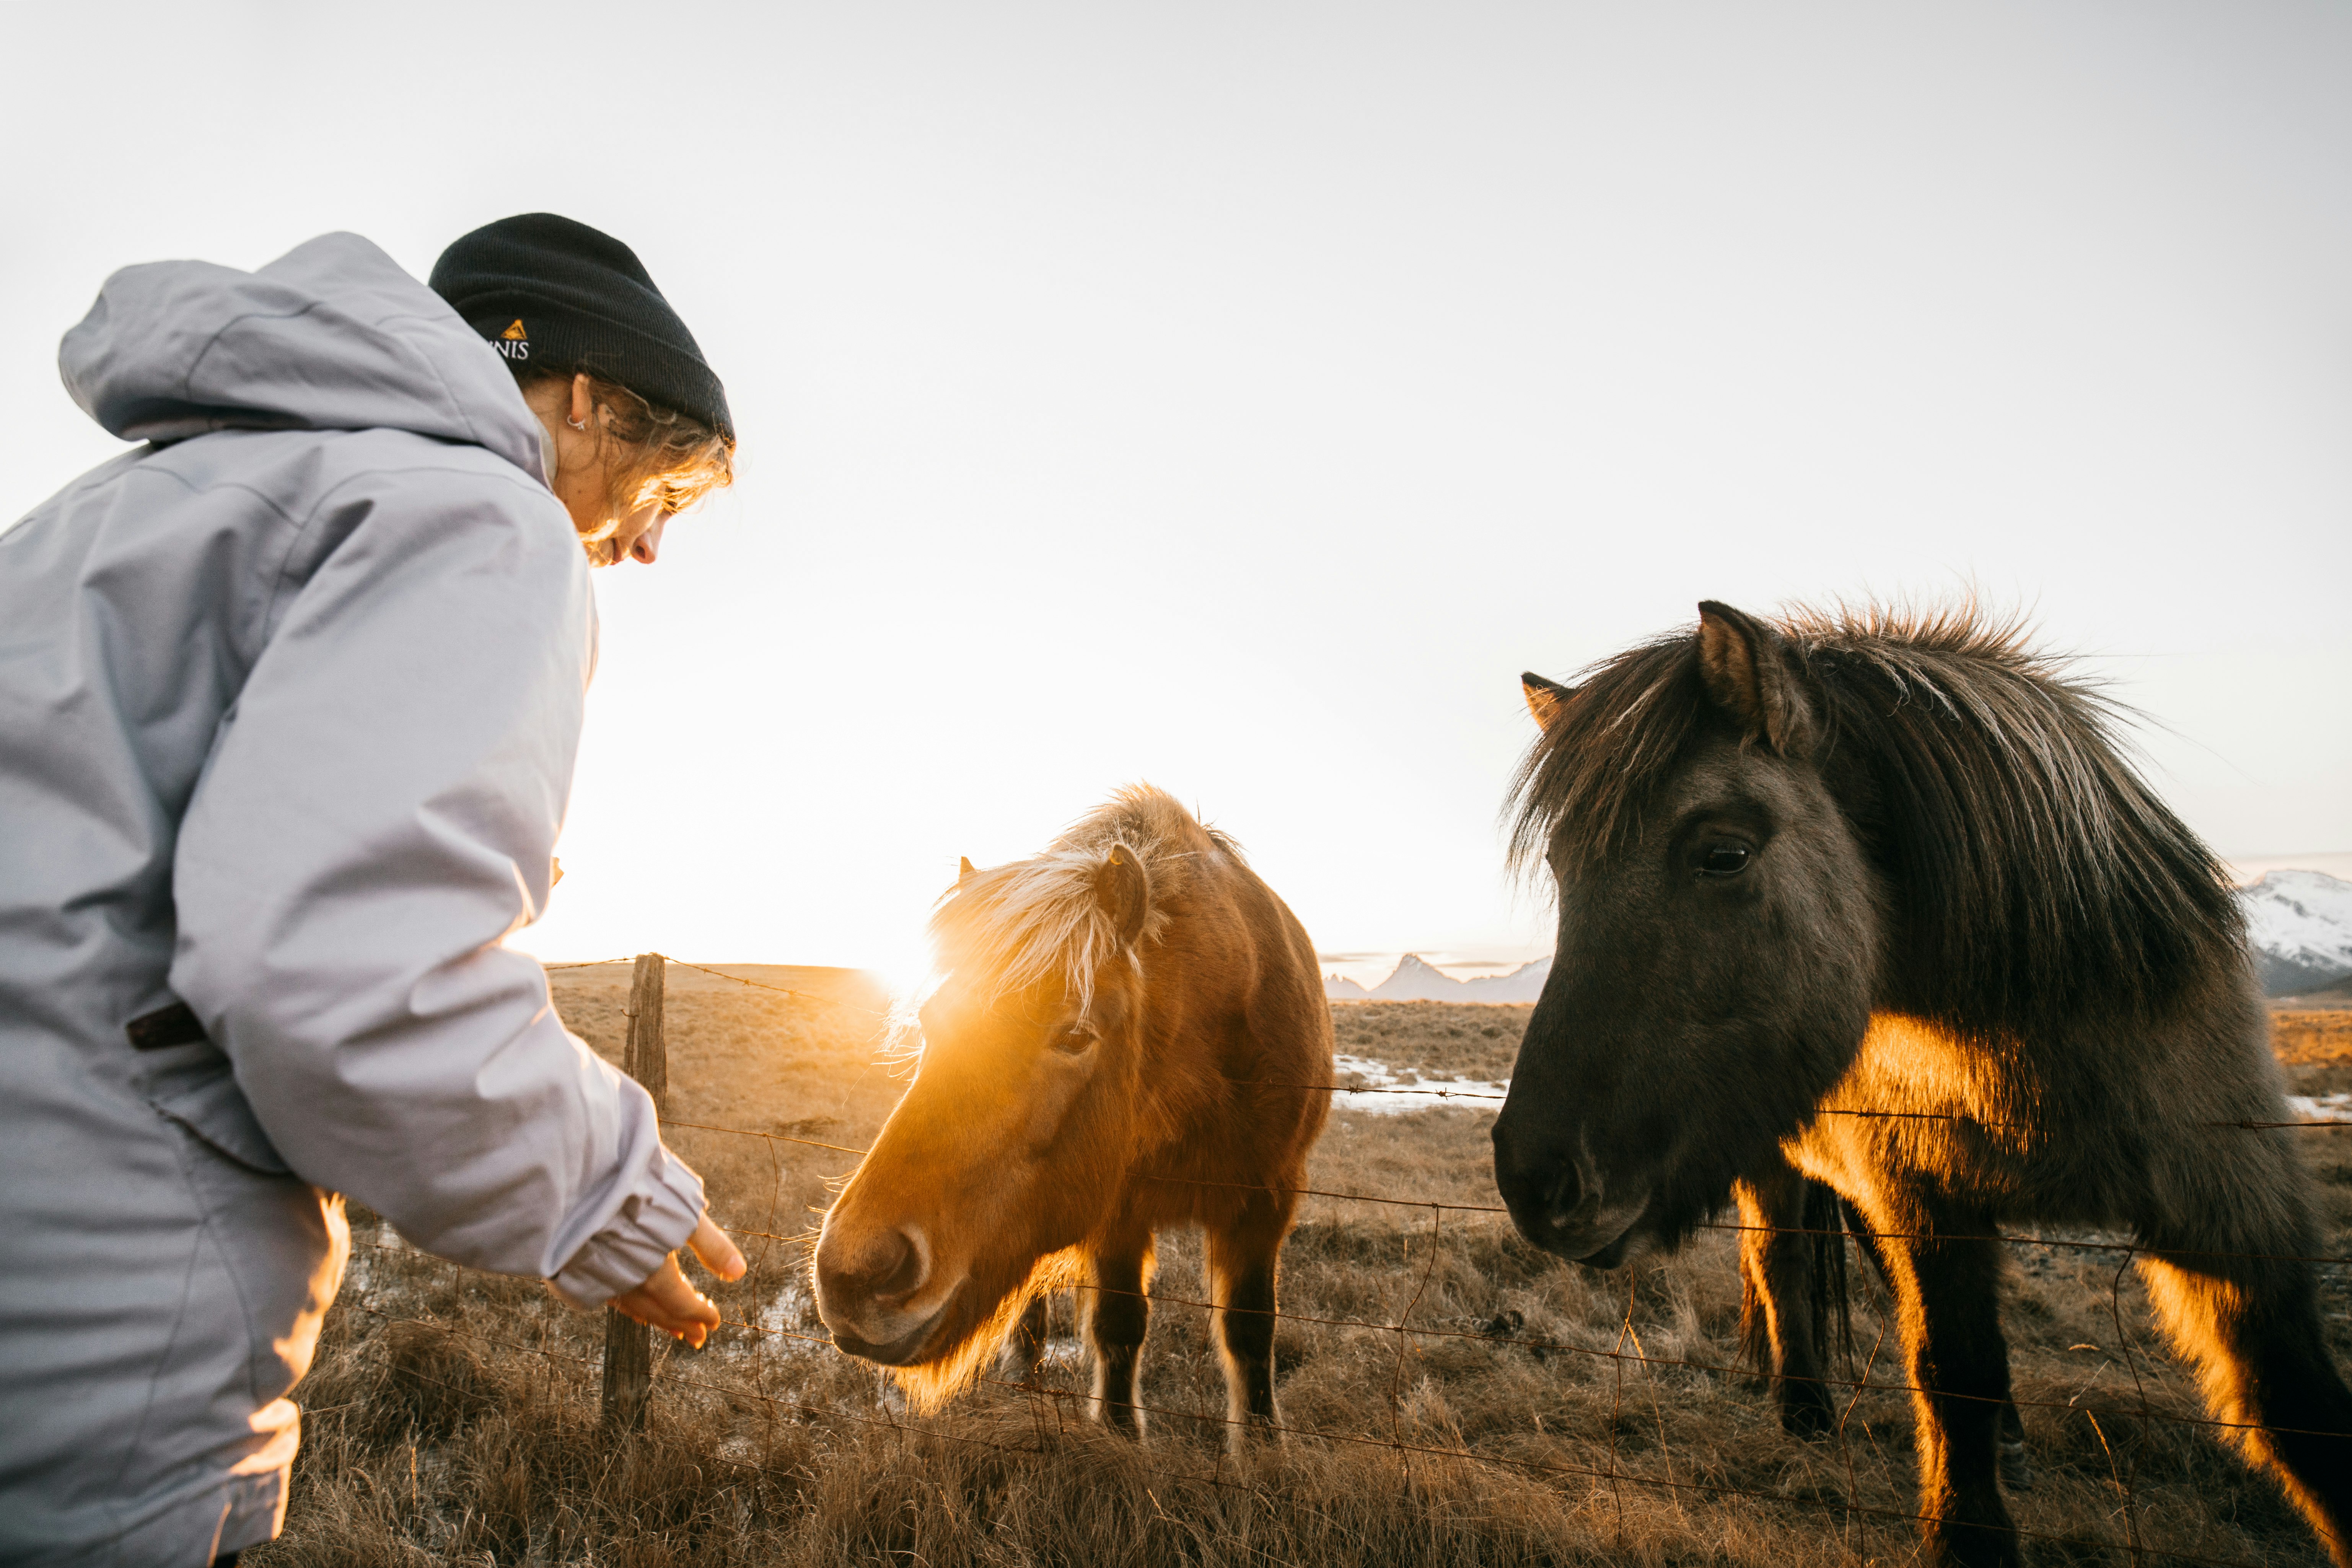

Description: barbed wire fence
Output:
[326,953,2352,1566]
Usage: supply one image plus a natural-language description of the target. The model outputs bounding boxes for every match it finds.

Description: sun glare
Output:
[869,928,944,1022]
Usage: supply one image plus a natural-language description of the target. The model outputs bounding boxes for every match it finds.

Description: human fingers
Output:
[686,1215,746,1281]
[610,1255,723,1347]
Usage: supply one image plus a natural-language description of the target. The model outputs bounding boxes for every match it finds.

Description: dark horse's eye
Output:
[1052,1027,1095,1056]
[1698,842,1753,877]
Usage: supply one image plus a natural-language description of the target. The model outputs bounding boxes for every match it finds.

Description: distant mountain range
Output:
[1327,869,2352,1005]
[1325,953,1552,1003]
[2242,869,2352,995]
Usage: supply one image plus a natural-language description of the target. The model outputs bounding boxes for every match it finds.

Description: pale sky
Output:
[5,3,2346,974]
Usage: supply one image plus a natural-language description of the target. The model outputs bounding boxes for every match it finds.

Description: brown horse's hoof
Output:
[1781,1387,1838,1441]
[1998,1437,2033,1492]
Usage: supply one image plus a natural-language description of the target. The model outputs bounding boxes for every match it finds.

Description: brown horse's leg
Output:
[1005,1293,1052,1384]
[2138,1251,2352,1565]
[1871,1202,2020,1568]
[1737,1167,1836,1438]
[1084,1231,1155,1438]
[1207,1189,1293,1451]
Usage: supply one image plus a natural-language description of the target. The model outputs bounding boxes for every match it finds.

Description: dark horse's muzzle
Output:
[1490,1105,1649,1267]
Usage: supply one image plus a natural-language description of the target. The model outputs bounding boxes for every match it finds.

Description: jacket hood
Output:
[59,231,549,483]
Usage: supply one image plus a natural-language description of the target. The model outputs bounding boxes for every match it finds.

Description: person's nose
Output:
[627,508,669,565]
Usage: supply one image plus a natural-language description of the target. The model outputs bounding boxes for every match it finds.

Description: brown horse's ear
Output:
[958,856,979,885]
[1696,601,1814,755]
[1093,845,1152,949]
[1521,672,1575,730]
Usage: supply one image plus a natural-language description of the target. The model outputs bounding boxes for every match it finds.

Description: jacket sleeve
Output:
[168,453,701,1307]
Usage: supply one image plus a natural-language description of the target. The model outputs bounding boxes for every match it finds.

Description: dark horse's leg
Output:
[2137,1248,2352,1565]
[1841,1203,2034,1492]
[1085,1228,1155,1438]
[1868,1197,2020,1568]
[1207,1185,1296,1451]
[1996,1385,2031,1493]
[1736,1164,1838,1438]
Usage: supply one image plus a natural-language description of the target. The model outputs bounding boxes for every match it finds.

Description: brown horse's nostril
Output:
[823,1226,929,1309]
[873,1229,925,1298]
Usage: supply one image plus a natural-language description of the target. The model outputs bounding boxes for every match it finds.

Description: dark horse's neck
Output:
[1802,642,2242,1038]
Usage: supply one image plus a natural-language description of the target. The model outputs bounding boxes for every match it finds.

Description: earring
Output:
[566,415,587,430]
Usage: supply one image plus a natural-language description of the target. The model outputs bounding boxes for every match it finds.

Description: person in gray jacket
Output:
[0,215,748,1566]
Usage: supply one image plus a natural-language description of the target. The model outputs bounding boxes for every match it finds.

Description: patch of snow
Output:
[1330,1053,1509,1114]
[1318,1062,2347,1123]
[757,1283,818,1340]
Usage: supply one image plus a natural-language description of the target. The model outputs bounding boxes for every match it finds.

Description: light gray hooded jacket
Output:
[0,233,705,1565]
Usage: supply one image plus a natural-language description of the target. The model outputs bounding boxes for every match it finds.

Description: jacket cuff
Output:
[547,1145,706,1309]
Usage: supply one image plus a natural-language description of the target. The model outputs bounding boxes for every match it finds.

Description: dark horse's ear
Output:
[1521,672,1576,730]
[1696,601,1815,756]
[958,856,979,885]
[1093,845,1152,950]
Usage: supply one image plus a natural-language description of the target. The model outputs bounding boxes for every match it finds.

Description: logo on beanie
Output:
[494,319,530,361]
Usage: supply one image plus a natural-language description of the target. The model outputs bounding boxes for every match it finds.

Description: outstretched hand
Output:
[606,1216,746,1349]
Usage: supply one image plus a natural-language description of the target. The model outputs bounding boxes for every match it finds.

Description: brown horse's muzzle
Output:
[813,1219,955,1365]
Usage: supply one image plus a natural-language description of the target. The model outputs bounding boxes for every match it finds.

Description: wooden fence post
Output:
[602,951,667,1434]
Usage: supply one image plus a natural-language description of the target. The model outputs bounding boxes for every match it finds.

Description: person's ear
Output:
[568,373,595,431]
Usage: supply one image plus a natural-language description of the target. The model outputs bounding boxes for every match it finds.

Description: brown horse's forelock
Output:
[919,785,1232,1023]
[1508,602,2243,1030]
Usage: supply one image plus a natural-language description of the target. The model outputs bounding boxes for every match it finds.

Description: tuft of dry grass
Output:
[246,992,2352,1567]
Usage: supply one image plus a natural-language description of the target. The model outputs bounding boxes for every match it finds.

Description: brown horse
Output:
[812,786,1331,1448]
[1495,602,2350,1567]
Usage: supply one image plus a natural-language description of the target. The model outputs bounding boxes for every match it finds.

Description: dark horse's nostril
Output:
[1541,1164,1582,1228]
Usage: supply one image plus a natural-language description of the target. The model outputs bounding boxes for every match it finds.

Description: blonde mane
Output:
[925,785,1234,1016]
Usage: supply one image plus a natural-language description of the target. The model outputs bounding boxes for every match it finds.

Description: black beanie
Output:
[430,213,733,444]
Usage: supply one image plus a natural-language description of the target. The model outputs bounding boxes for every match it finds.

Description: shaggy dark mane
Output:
[1509,602,2242,1028]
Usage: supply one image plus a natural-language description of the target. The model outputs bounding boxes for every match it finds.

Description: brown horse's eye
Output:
[1052,1027,1095,1056]
[1699,842,1752,877]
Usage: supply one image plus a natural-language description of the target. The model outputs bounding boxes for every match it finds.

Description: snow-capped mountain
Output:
[1321,868,2352,1005]
[1325,954,1553,1003]
[2241,869,2352,995]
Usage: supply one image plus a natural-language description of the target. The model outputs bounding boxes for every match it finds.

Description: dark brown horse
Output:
[1495,602,2350,1567]
[813,786,1331,1448]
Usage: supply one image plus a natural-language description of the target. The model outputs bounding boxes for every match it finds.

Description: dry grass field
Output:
[2273,997,2352,1087]
[249,979,2352,1567]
